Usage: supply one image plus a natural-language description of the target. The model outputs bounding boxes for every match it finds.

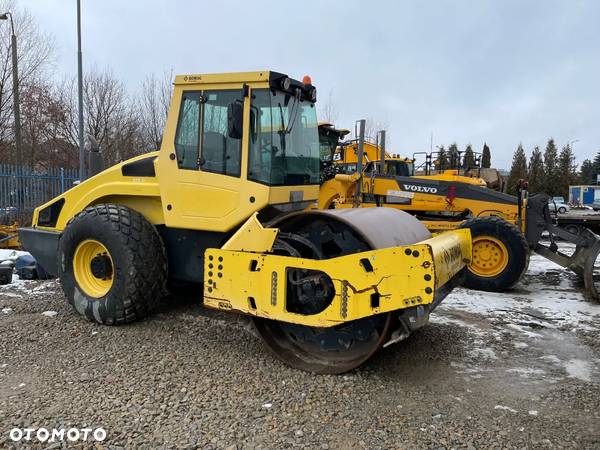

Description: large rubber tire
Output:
[459,216,529,292]
[58,204,167,325]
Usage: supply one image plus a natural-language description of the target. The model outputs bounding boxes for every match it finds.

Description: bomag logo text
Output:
[401,184,438,194]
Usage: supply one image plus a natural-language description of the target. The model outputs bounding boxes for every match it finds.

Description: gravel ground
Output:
[1,247,599,449]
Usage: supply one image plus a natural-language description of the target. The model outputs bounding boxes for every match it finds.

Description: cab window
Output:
[201,90,243,177]
[248,89,319,186]
[173,90,243,176]
[174,92,201,170]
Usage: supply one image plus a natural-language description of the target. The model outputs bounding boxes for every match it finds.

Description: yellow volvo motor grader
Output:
[19,71,473,374]
[318,120,600,300]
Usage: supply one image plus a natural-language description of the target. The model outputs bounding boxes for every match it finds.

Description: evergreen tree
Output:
[579,159,594,185]
[463,144,475,169]
[592,150,600,182]
[436,145,447,171]
[528,146,545,193]
[543,138,559,195]
[507,143,528,195]
[557,145,577,199]
[481,143,491,168]
[448,143,460,169]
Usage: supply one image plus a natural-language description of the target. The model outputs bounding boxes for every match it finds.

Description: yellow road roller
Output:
[20,71,471,373]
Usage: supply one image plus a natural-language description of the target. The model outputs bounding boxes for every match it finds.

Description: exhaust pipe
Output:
[87,135,104,178]
[378,130,386,175]
[353,119,366,208]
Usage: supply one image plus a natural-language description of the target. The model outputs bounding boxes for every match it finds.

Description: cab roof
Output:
[173,71,316,102]
[174,71,305,86]
[174,71,274,85]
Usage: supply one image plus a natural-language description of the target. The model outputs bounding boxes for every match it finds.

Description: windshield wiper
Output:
[278,91,301,136]
[277,103,287,154]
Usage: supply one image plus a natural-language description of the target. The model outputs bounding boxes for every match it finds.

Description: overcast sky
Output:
[19,0,600,169]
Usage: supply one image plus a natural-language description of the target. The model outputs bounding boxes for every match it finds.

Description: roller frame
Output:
[203,227,471,327]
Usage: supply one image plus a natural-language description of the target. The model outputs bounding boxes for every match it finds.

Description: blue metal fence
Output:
[0,164,78,217]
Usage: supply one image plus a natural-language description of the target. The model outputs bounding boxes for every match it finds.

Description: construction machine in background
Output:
[19,71,473,374]
[318,120,600,301]
[319,122,488,187]
[0,224,19,249]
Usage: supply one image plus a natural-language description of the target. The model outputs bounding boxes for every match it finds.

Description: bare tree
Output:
[362,117,389,144]
[0,0,55,162]
[137,70,172,150]
[19,78,69,168]
[319,88,337,124]
[54,67,141,167]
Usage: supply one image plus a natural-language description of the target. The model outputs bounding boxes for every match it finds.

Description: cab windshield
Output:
[248,89,319,186]
[365,160,414,176]
[318,131,339,162]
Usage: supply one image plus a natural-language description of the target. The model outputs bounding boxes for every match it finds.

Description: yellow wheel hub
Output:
[73,239,114,298]
[469,236,509,277]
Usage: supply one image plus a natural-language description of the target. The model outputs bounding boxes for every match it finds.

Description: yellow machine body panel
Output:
[413,170,487,187]
[204,228,472,327]
[334,140,411,166]
[32,152,164,231]
[318,175,520,225]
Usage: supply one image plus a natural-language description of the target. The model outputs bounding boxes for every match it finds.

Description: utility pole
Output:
[0,12,23,209]
[77,0,85,181]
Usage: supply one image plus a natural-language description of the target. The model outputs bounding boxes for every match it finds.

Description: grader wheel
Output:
[459,216,529,292]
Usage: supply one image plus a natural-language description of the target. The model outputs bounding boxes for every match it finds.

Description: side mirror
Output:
[227,102,243,139]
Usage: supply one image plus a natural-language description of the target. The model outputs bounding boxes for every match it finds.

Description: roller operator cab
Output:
[20,71,472,374]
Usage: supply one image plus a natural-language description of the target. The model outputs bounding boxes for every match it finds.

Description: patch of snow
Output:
[429,314,475,329]
[41,310,58,317]
[564,359,593,382]
[0,249,29,261]
[540,355,561,364]
[528,410,539,416]
[262,402,273,408]
[2,307,13,314]
[494,405,517,413]
[0,274,31,291]
[437,243,600,333]
[513,342,529,349]
[505,323,544,339]
[506,367,546,377]
[468,347,497,360]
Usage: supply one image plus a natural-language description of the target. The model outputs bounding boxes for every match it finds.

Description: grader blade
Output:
[534,226,600,302]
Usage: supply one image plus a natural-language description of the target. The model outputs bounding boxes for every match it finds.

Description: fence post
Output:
[60,167,65,193]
